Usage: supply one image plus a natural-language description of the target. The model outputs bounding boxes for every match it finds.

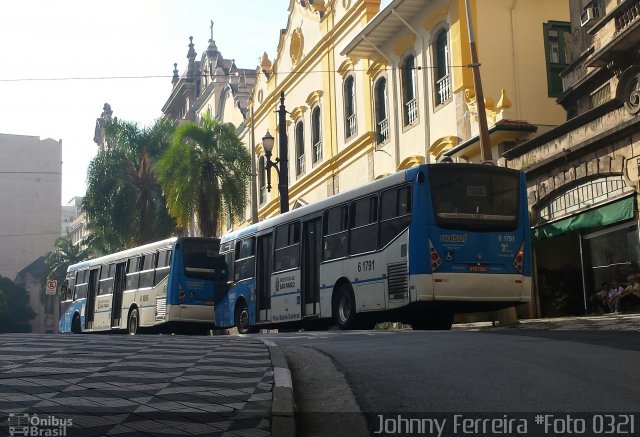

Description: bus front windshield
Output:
[182,239,223,279]
[429,166,520,230]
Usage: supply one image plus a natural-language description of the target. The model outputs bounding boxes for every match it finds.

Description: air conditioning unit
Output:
[581,7,598,27]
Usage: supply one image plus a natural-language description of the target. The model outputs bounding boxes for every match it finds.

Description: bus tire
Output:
[127,308,140,335]
[71,314,81,334]
[235,300,256,334]
[333,284,356,330]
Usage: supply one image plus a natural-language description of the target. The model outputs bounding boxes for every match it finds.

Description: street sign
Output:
[46,279,57,295]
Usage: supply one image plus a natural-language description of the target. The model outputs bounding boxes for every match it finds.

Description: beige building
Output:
[0,133,61,332]
[0,133,61,280]
[503,0,640,316]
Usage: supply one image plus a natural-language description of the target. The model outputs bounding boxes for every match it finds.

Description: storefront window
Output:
[583,222,640,296]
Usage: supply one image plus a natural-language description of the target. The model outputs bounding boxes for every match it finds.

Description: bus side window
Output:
[126,256,140,290]
[323,205,348,260]
[75,269,88,300]
[98,264,111,295]
[275,222,301,271]
[155,250,170,285]
[234,238,255,281]
[379,185,412,248]
[349,195,378,254]
[139,253,156,288]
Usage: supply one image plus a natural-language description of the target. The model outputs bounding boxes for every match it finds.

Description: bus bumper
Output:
[430,273,531,303]
[166,304,215,324]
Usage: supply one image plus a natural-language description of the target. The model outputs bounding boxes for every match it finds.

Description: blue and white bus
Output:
[59,237,225,334]
[215,163,532,333]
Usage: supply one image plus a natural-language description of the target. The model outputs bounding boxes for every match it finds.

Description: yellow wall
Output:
[475,0,569,125]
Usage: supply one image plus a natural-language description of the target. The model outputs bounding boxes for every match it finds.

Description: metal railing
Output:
[377,118,389,144]
[346,114,357,137]
[436,75,451,105]
[313,141,322,163]
[539,176,626,221]
[297,155,305,175]
[405,99,418,124]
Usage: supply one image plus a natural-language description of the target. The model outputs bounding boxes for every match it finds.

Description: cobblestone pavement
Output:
[0,334,273,436]
[454,313,640,331]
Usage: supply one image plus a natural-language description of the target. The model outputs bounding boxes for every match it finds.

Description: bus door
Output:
[256,234,272,323]
[111,262,126,328]
[85,268,100,329]
[58,276,75,332]
[301,218,321,317]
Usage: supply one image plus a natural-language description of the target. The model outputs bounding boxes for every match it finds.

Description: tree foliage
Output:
[0,276,36,333]
[44,232,92,285]
[84,118,177,252]
[157,114,251,237]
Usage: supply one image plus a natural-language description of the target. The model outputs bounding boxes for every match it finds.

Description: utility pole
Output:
[464,0,492,162]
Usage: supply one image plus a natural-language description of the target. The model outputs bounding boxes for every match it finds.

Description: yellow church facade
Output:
[236,0,570,223]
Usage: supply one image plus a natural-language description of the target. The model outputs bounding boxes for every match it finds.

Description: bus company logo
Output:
[8,413,72,436]
[275,275,296,291]
[440,234,467,244]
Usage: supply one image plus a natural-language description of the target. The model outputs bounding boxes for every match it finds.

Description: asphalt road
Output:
[263,329,640,435]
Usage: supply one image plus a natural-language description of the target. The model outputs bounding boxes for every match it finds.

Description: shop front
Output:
[530,178,638,317]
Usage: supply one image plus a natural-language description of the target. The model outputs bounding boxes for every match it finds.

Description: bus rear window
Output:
[429,166,520,230]
[183,239,221,278]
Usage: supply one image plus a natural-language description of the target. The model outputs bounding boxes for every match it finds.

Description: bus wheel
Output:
[128,308,140,335]
[235,300,255,334]
[333,284,356,330]
[71,314,81,334]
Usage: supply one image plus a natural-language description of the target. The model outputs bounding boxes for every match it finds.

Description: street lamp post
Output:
[262,92,289,213]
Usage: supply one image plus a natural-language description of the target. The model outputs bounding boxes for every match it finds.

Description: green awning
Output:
[532,195,635,241]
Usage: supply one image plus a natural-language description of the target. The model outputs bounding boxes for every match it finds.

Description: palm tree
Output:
[45,232,92,285]
[84,118,177,251]
[157,114,251,237]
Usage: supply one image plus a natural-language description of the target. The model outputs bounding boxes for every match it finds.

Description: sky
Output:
[0,0,293,202]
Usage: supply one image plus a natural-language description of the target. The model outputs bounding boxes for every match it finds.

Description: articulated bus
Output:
[215,163,532,333]
[59,237,224,334]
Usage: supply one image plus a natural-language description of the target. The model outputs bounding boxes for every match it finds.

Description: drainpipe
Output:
[362,35,401,171]
[391,9,432,164]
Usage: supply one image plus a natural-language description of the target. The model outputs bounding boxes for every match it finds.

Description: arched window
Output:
[344,76,357,138]
[434,30,451,105]
[311,106,322,164]
[258,155,266,204]
[401,55,418,125]
[295,120,305,175]
[374,77,389,144]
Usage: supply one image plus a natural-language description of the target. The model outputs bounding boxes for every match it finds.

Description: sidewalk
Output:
[453,312,640,331]
[0,334,293,437]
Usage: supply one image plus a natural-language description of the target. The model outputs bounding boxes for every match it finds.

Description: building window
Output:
[434,30,451,106]
[401,55,418,125]
[295,120,305,175]
[374,77,389,144]
[311,106,322,164]
[543,21,571,97]
[258,156,266,204]
[344,75,357,138]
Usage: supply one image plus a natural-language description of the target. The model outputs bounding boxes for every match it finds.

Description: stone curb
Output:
[262,340,296,437]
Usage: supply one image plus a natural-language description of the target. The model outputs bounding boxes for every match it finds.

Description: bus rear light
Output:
[429,240,442,271]
[513,243,525,273]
